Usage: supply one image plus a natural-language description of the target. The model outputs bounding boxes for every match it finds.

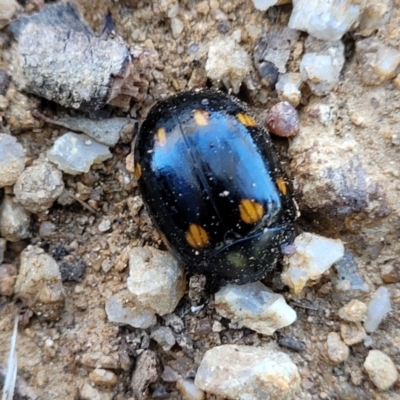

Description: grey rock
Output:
[14,245,65,320]
[0,195,30,242]
[254,29,300,82]
[289,95,390,229]
[356,37,400,86]
[0,69,10,95]
[364,350,398,390]
[326,332,349,364]
[0,0,21,30]
[281,233,344,294]
[79,382,113,400]
[0,133,25,188]
[150,326,176,351]
[14,162,64,213]
[359,1,393,34]
[340,323,366,346]
[39,221,57,237]
[127,246,186,316]
[289,0,364,41]
[131,350,158,400]
[300,38,345,96]
[364,286,391,333]
[205,32,252,93]
[195,345,301,399]
[332,252,370,302]
[0,238,5,264]
[163,314,184,333]
[176,378,205,400]
[47,132,112,175]
[105,290,157,329]
[53,116,134,146]
[215,282,296,335]
[275,73,302,107]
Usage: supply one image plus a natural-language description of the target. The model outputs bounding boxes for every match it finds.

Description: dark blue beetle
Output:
[134,90,298,284]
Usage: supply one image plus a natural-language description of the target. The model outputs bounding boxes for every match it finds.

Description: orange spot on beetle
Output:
[154,127,167,145]
[193,109,209,126]
[237,113,257,127]
[186,224,209,248]
[239,199,264,224]
[276,177,287,195]
[134,163,142,180]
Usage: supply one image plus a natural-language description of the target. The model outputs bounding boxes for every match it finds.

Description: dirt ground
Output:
[1,0,400,399]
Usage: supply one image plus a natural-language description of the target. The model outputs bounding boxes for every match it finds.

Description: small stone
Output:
[47,132,112,175]
[0,0,21,29]
[167,2,179,18]
[266,101,300,138]
[39,221,57,237]
[0,95,8,110]
[214,282,296,335]
[301,37,345,96]
[205,33,252,93]
[254,30,300,85]
[14,162,64,213]
[338,299,367,322]
[0,264,16,296]
[0,238,5,264]
[356,38,400,86]
[340,323,366,346]
[14,245,65,320]
[380,263,399,283]
[364,286,391,333]
[6,89,42,132]
[161,365,181,382]
[275,73,302,107]
[79,382,113,400]
[98,218,111,233]
[300,47,344,96]
[0,195,30,242]
[60,260,86,282]
[251,0,291,11]
[150,326,176,351]
[89,369,118,387]
[195,345,301,399]
[171,17,184,38]
[54,117,133,146]
[81,352,120,370]
[105,290,157,329]
[127,246,186,316]
[364,350,398,390]
[359,1,393,34]
[289,95,389,231]
[0,69,10,95]
[163,314,184,333]
[278,336,306,352]
[0,133,25,188]
[131,350,158,400]
[289,0,364,41]
[176,379,205,400]
[281,232,344,294]
[332,252,370,302]
[212,320,224,333]
[326,332,349,364]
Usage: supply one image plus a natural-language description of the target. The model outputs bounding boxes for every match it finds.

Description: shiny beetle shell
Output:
[134,90,298,284]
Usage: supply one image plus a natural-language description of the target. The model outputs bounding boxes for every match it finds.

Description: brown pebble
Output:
[326,332,349,364]
[265,101,300,138]
[380,263,399,283]
[0,264,17,296]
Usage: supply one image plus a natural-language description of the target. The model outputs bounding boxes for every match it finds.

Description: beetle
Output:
[134,89,298,284]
